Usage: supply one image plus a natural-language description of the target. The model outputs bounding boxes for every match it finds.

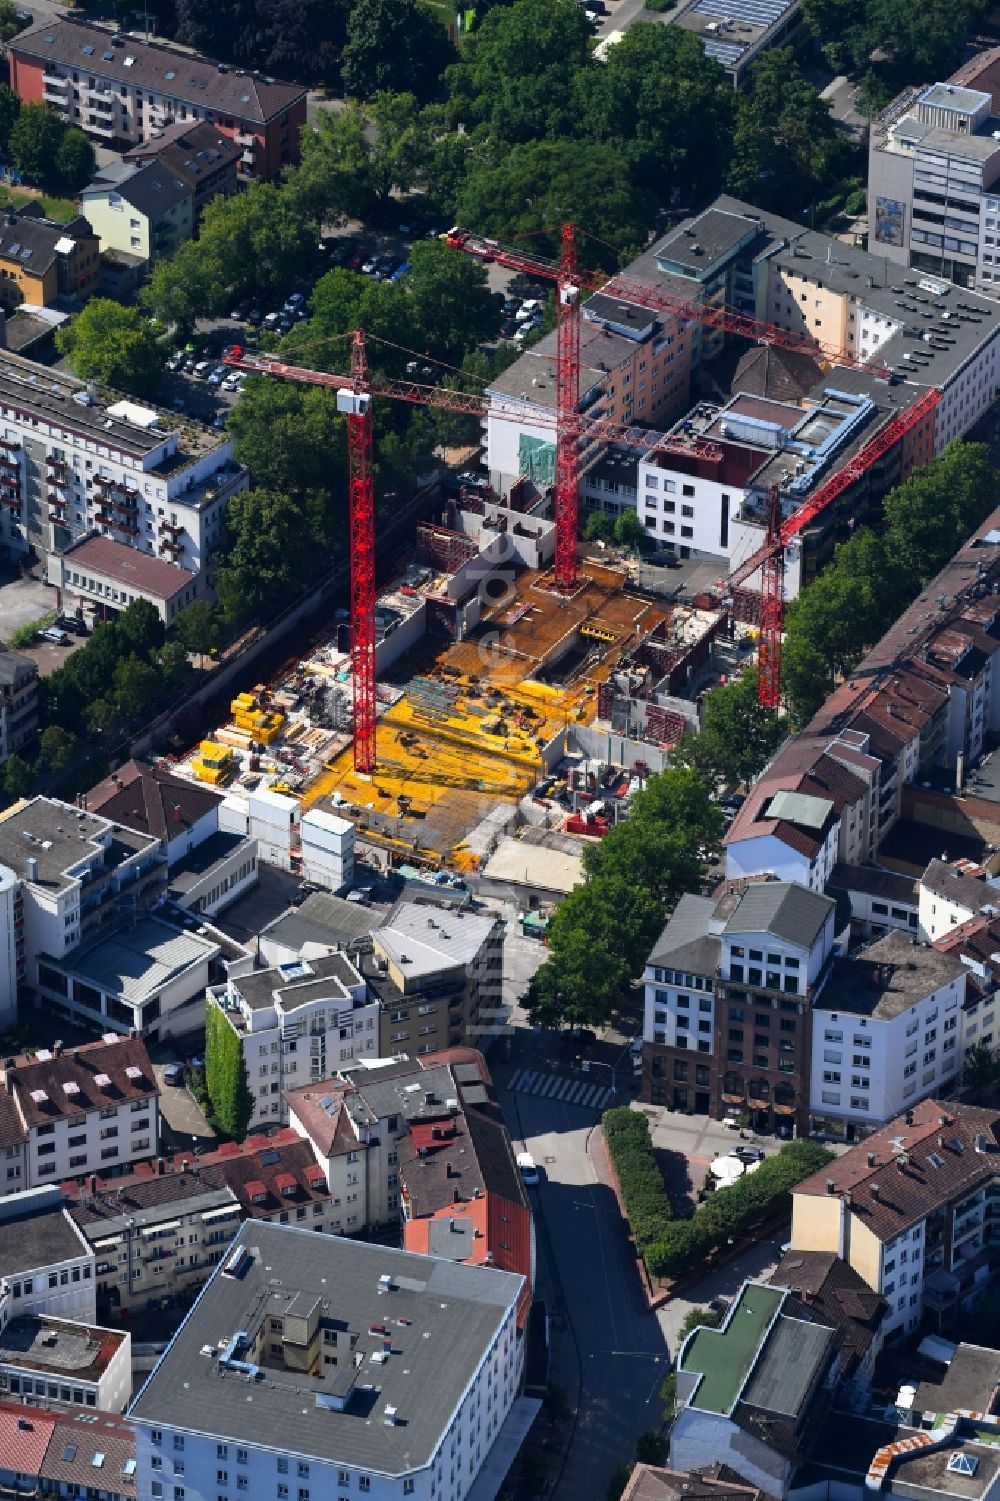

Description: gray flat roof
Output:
[741,1314,834,1417]
[166,831,253,897]
[0,1201,89,1278]
[0,797,123,892]
[919,83,992,114]
[57,917,218,1005]
[345,1062,460,1127]
[78,1184,238,1242]
[372,902,496,978]
[260,892,391,952]
[231,953,362,1013]
[656,208,763,274]
[127,1221,522,1473]
[818,929,967,1019]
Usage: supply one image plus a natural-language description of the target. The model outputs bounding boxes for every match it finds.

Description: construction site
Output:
[166,476,729,874]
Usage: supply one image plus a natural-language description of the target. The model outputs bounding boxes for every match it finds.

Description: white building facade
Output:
[207,954,380,1130]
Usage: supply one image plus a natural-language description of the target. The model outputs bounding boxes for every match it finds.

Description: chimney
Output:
[871,1183,880,1201]
[976,1133,989,1154]
[826,1178,836,1194]
[452,1187,461,1204]
[25,856,38,883]
[157,1158,165,1175]
[897,1153,909,1170]
[867,1152,876,1168]
[957,752,966,793]
[88,1174,97,1194]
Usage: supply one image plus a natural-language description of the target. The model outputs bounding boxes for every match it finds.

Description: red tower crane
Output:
[724,384,942,706]
[222,336,724,772]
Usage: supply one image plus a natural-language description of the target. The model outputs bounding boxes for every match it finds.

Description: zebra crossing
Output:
[507,1068,614,1111]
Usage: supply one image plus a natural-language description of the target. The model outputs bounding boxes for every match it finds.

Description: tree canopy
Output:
[342,0,454,102]
[801,0,987,91]
[56,300,166,399]
[783,442,998,723]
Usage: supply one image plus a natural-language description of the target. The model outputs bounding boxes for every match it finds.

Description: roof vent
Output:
[384,1405,398,1426]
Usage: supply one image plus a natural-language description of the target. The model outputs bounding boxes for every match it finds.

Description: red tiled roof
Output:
[0,1401,55,1477]
[244,1179,267,1199]
[195,1131,330,1216]
[6,1036,156,1129]
[60,535,194,601]
[274,1171,297,1192]
[409,1119,459,1153]
[86,759,221,842]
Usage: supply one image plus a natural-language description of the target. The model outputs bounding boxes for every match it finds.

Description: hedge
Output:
[603,1108,833,1279]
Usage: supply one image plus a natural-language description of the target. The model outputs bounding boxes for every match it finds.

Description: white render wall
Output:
[0,866,17,1033]
[810,971,965,1129]
[21,1089,159,1189]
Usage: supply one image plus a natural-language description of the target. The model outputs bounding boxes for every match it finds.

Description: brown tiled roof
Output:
[0,1088,27,1150]
[124,120,242,180]
[5,1036,157,1129]
[12,19,305,124]
[621,1467,764,1501]
[42,1411,136,1496]
[196,1129,331,1216]
[920,857,994,909]
[59,535,194,600]
[85,759,221,842]
[792,1098,1000,1241]
[0,1400,55,1479]
[284,1081,359,1158]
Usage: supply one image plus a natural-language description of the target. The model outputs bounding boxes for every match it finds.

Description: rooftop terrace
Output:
[680,1282,784,1414]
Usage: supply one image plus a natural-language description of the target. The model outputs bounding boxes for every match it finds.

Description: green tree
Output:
[303,268,419,378]
[204,998,255,1138]
[215,487,317,625]
[445,0,592,145]
[2,753,33,800]
[113,655,161,718]
[228,379,347,504]
[342,0,454,102]
[585,511,616,543]
[117,598,166,659]
[726,49,843,213]
[614,508,647,553]
[964,1043,1000,1092]
[8,103,65,185]
[142,240,223,337]
[0,84,20,153]
[456,140,656,267]
[579,25,733,208]
[407,239,500,362]
[291,93,429,222]
[697,670,788,785]
[159,640,190,688]
[677,1305,722,1345]
[173,0,347,90]
[56,300,166,399]
[173,601,220,662]
[0,0,25,43]
[525,931,627,1029]
[635,1432,667,1466]
[36,726,76,775]
[198,181,316,302]
[55,126,95,191]
[801,0,986,86]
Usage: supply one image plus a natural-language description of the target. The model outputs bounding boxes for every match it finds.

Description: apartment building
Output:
[725,505,1000,890]
[0,205,100,310]
[125,121,241,217]
[66,1130,338,1314]
[0,348,245,578]
[0,1399,137,1501]
[206,953,380,1131]
[0,1186,96,1324]
[365,902,505,1056]
[827,864,920,944]
[809,930,967,1139]
[0,646,39,767]
[82,123,240,263]
[287,1049,533,1311]
[790,1098,1000,1335]
[641,881,837,1133]
[9,20,307,182]
[129,1222,526,1501]
[0,1035,159,1188]
[489,196,1000,542]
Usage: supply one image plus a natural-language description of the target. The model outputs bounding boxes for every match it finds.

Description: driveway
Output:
[152,1061,217,1154]
[0,571,56,637]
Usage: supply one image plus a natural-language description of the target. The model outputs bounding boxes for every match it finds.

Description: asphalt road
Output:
[495,1017,668,1500]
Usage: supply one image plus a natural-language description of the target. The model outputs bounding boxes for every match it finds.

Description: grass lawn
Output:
[0,185,77,223]
[422,0,464,33]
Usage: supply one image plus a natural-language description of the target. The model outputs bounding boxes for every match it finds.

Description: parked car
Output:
[193,359,212,378]
[166,351,185,371]
[39,626,70,645]
[516,1152,540,1187]
[348,250,366,271]
[207,366,227,386]
[391,261,410,281]
[262,312,282,329]
[516,299,542,322]
[246,308,264,325]
[361,254,380,274]
[284,292,305,312]
[230,304,248,321]
[163,1062,185,1086]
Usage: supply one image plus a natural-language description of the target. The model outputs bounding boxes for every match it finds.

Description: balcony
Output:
[85,116,116,137]
[234,131,255,146]
[159,519,183,537]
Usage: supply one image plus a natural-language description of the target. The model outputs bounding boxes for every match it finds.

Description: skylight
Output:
[91,1453,105,1470]
[948,1453,979,1477]
[82,44,94,54]
[62,1445,77,1463]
